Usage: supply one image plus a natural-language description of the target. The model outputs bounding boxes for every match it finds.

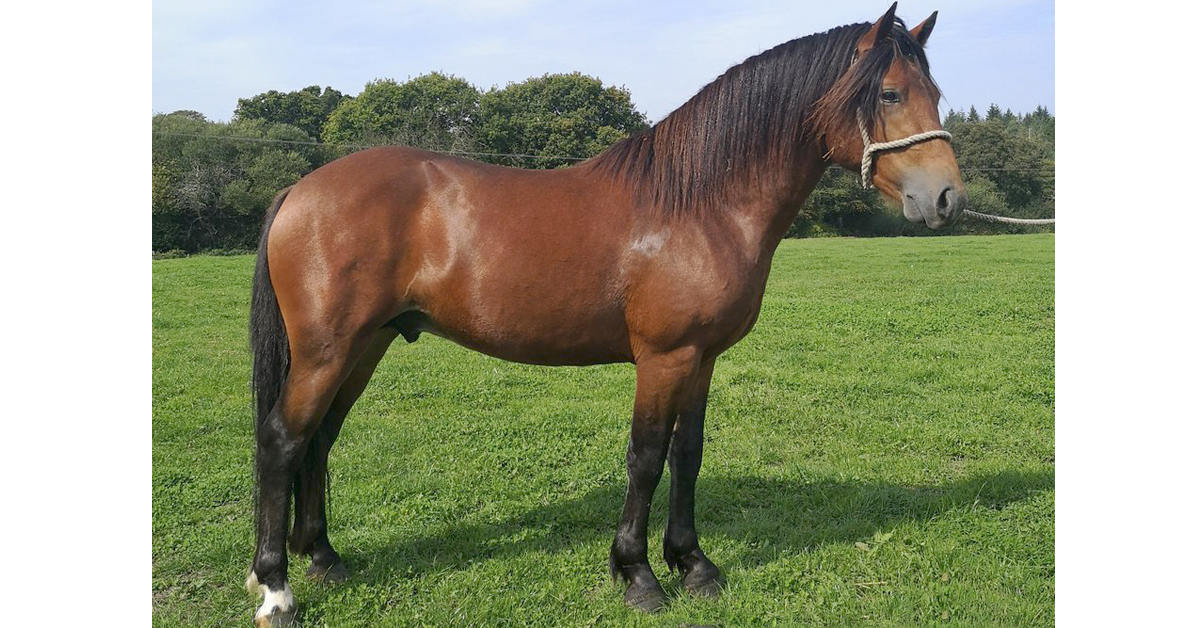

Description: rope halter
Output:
[857,110,952,189]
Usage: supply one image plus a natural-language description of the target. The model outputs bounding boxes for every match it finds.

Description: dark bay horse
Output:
[246,4,965,625]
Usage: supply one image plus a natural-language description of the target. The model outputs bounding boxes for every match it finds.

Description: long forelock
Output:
[811,19,940,153]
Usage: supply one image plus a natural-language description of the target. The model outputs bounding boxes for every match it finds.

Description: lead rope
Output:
[961,210,1055,225]
[856,111,1055,225]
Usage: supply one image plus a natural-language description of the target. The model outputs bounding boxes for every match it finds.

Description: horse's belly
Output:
[414,304,634,366]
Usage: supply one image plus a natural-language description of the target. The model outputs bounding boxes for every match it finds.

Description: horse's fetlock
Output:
[664,527,698,558]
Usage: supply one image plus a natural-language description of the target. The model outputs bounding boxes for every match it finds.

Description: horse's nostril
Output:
[937,187,952,211]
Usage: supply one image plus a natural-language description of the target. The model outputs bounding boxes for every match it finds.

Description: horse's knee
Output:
[250,545,288,590]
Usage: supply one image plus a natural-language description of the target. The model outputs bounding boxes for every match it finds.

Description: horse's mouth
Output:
[902,189,964,230]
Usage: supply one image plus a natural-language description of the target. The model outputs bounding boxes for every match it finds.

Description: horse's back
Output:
[267,146,637,365]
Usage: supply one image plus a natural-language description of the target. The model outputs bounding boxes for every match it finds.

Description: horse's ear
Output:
[909,11,937,47]
[857,2,899,58]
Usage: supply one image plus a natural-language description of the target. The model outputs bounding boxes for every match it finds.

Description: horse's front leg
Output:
[610,347,703,612]
[663,358,724,597]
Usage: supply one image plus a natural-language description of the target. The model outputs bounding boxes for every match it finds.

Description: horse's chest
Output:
[628,258,769,352]
[698,274,769,345]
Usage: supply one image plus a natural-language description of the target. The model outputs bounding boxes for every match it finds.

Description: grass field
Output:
[153,234,1054,627]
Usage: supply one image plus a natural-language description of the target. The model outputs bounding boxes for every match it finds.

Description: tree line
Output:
[152,74,1053,254]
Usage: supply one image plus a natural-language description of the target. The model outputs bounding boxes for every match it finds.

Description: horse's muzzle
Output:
[902,180,967,229]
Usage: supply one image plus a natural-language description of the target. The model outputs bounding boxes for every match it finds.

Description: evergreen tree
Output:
[942,109,966,134]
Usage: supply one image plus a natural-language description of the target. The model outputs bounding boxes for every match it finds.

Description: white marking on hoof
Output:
[250,578,296,627]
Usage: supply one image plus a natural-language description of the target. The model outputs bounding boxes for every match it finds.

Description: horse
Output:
[244,3,964,625]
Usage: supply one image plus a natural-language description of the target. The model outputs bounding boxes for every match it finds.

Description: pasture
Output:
[153,234,1053,627]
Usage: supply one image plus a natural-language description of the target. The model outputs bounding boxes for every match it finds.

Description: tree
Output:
[942,108,966,135]
[220,149,310,226]
[235,86,347,139]
[167,110,207,121]
[153,72,651,251]
[476,73,649,168]
[1024,105,1055,148]
[951,119,1048,208]
[802,169,884,232]
[321,73,481,153]
[152,112,317,252]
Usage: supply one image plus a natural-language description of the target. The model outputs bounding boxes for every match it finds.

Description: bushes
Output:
[152,112,317,253]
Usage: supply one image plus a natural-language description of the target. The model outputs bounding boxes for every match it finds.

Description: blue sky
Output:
[156,0,1052,124]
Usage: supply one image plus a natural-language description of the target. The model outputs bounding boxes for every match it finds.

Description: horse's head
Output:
[814,3,965,229]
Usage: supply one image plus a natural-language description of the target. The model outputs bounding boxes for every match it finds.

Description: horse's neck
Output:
[717,152,829,265]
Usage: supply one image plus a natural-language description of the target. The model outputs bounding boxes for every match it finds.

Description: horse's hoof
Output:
[685,577,723,599]
[253,604,297,628]
[683,568,725,599]
[252,592,297,627]
[246,571,297,627]
[624,583,668,613]
[307,560,349,584]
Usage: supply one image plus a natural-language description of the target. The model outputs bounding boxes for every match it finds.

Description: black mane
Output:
[586,17,935,216]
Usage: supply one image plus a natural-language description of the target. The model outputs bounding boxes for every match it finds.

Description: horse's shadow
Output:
[337,468,1053,585]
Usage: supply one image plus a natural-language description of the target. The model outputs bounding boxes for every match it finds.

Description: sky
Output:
[153,0,1053,124]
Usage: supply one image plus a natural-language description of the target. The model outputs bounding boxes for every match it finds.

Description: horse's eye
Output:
[881,90,901,104]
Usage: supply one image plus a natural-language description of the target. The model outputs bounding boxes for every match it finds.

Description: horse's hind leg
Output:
[248,327,379,627]
[290,327,399,583]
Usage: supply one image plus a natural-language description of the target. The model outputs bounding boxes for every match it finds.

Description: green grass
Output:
[153,234,1054,627]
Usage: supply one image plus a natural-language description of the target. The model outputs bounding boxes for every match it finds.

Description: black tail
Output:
[249,186,331,556]
[250,187,292,456]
